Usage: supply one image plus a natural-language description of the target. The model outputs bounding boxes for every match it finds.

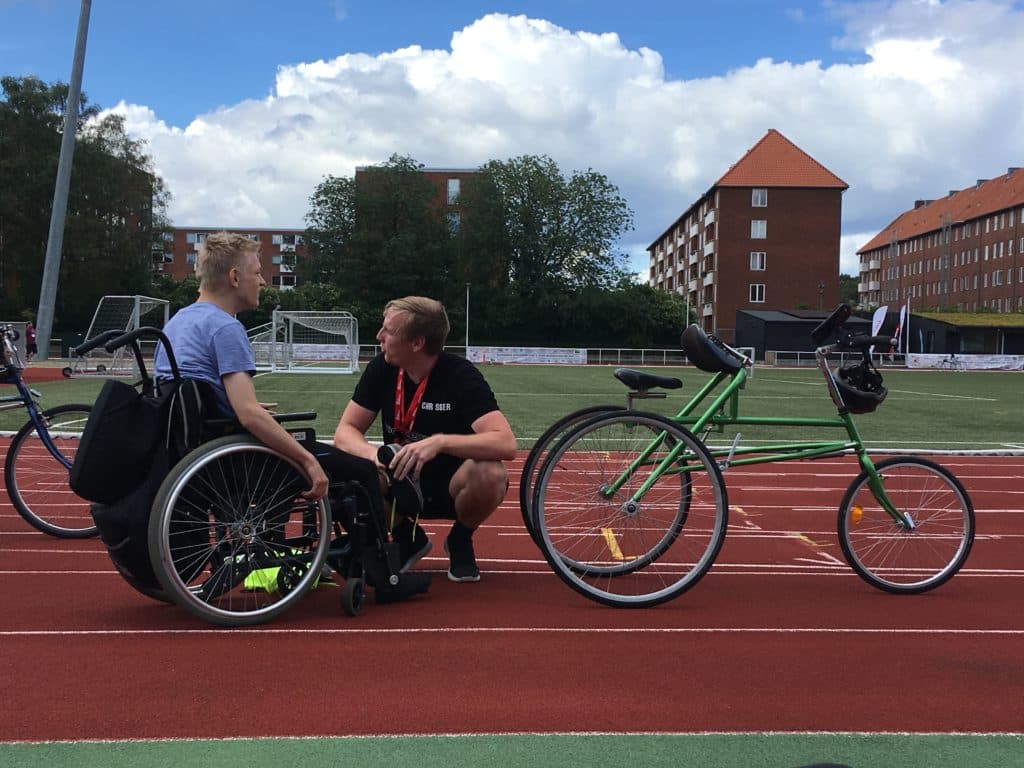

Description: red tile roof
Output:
[716,129,848,189]
[858,168,1024,253]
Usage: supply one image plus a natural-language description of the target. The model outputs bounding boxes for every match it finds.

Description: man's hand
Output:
[383,435,444,481]
[301,458,329,500]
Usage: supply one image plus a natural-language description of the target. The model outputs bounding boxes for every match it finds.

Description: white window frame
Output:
[749,251,766,270]
[751,188,768,207]
[749,283,765,303]
[750,220,767,239]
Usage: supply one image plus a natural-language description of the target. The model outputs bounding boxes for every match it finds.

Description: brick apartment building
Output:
[857,167,1024,313]
[354,166,478,232]
[648,129,847,343]
[155,228,307,290]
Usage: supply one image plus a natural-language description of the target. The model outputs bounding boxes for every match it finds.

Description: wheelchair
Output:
[72,327,429,626]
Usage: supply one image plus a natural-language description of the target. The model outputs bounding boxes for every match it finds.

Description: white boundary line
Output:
[3,626,1024,638]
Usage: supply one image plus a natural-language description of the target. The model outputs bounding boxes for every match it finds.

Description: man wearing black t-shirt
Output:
[334,296,517,582]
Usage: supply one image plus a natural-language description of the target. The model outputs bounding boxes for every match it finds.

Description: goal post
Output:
[253,310,360,374]
[72,295,169,376]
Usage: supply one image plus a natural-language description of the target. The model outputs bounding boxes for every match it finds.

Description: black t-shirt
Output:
[352,351,500,449]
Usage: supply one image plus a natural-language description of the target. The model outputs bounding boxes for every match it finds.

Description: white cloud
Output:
[102,3,1024,276]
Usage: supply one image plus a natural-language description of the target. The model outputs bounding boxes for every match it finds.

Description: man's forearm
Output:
[333,423,378,462]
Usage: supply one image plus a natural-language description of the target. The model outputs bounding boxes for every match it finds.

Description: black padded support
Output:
[680,325,744,375]
[613,367,682,392]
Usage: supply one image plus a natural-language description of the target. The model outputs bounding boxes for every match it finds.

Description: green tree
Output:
[455,155,634,341]
[0,75,170,329]
[839,273,858,307]
[303,155,455,329]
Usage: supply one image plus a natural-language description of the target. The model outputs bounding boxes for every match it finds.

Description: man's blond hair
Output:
[196,232,261,291]
[385,296,450,355]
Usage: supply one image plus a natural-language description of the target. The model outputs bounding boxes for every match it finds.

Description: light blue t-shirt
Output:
[153,302,255,417]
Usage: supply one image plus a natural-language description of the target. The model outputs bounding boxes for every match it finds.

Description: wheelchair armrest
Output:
[203,411,315,431]
[274,411,317,423]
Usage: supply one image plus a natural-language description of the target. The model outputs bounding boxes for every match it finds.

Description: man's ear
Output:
[410,335,426,353]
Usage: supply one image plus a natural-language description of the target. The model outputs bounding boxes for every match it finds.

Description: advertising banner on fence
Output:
[467,346,587,365]
[907,353,1024,370]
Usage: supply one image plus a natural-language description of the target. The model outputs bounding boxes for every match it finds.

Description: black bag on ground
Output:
[69,378,161,504]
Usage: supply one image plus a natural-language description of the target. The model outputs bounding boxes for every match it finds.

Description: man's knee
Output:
[453,460,508,501]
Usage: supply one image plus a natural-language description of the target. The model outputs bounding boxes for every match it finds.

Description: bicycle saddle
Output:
[613,368,682,392]
[680,324,745,375]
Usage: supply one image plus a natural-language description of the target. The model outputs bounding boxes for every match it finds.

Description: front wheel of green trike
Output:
[838,457,974,594]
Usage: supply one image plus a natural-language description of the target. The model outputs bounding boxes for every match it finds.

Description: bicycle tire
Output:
[534,411,727,607]
[147,435,331,626]
[5,403,98,538]
[838,456,974,594]
[519,405,624,548]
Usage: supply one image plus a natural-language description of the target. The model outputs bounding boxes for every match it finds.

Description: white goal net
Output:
[72,295,169,376]
[251,310,360,374]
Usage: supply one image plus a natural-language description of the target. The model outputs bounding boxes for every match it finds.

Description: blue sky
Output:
[3,0,1023,278]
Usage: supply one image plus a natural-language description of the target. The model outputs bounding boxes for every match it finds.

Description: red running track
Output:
[1,452,1023,740]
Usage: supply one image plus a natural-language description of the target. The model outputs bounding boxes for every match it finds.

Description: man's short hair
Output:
[196,232,261,291]
[385,296,450,355]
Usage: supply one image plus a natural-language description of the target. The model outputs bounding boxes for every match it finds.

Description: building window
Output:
[186,253,197,265]
[749,284,765,303]
[749,251,766,270]
[447,178,460,204]
[272,255,283,265]
[162,253,173,264]
[751,188,767,207]
[751,220,767,239]
[447,212,461,233]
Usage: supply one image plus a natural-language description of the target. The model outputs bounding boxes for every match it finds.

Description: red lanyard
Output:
[393,368,430,441]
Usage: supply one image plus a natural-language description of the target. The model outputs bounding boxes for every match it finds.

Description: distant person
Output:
[334,296,516,583]
[25,320,37,361]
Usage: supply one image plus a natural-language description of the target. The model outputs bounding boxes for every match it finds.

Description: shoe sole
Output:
[443,539,481,582]
[400,540,433,574]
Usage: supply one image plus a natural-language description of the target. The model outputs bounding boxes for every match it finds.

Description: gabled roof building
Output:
[857,167,1024,313]
[648,129,847,343]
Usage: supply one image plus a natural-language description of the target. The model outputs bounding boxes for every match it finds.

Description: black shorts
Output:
[417,455,463,519]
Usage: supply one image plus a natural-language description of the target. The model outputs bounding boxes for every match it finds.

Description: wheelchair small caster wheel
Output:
[341,578,364,617]
[277,565,304,596]
[61,367,72,378]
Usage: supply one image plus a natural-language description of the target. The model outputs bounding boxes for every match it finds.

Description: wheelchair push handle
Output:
[102,326,181,381]
[71,329,123,357]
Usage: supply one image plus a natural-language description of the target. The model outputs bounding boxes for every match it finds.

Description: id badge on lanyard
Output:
[393,369,430,445]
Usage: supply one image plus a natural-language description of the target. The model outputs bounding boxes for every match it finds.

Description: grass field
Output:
[5,362,1021,451]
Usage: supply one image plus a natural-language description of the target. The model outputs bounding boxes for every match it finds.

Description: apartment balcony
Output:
[688,279,698,292]
[702,303,714,317]
[688,251,698,266]
[689,223,698,237]
[280,243,296,253]
[868,280,880,291]
[858,283,869,293]
[703,240,715,257]
[704,209,716,227]
[703,270,714,287]
[868,259,881,270]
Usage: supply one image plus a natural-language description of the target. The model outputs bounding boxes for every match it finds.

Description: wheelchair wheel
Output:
[341,578,365,617]
[5,404,98,538]
[147,435,331,626]
[519,405,624,549]
[838,457,974,594]
[534,411,727,608]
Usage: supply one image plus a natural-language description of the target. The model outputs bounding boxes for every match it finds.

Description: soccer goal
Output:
[253,310,360,374]
[69,295,170,377]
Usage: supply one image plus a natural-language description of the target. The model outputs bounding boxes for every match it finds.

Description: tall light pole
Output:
[465,282,470,355]
[817,280,825,310]
[36,0,92,360]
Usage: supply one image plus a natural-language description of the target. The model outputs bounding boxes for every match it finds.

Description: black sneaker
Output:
[444,531,481,582]
[392,518,432,573]
[377,444,424,517]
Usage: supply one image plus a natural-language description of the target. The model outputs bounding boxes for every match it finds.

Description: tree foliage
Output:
[0,75,170,330]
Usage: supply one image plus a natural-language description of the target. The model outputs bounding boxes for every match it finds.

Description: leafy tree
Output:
[303,155,454,330]
[0,75,170,330]
[839,273,859,307]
